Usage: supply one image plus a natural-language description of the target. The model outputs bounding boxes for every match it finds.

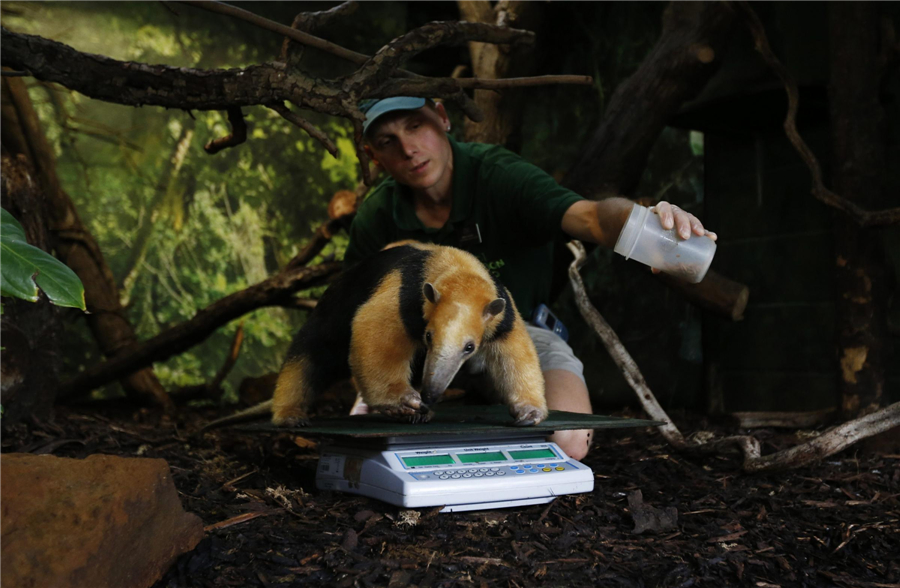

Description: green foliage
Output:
[3,2,363,398]
[1,208,86,311]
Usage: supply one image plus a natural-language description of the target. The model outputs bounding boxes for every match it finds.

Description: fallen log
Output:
[567,240,900,472]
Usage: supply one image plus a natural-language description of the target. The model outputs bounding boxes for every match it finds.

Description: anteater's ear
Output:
[483,298,506,319]
[424,283,440,304]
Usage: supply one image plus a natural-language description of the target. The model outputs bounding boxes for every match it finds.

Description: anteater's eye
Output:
[425,331,433,345]
[463,342,475,354]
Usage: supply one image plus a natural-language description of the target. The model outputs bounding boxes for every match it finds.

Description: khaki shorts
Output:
[525,324,586,385]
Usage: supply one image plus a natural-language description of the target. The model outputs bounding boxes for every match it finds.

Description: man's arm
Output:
[560,198,716,249]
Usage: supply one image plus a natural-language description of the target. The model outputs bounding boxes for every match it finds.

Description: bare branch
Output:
[57,260,342,400]
[455,75,593,90]
[268,103,338,157]
[210,322,244,390]
[204,106,247,154]
[566,240,689,449]
[178,0,375,68]
[281,1,358,61]
[347,21,534,95]
[731,1,900,227]
[350,119,375,187]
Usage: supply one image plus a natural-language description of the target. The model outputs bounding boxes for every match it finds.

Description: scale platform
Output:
[237,405,661,512]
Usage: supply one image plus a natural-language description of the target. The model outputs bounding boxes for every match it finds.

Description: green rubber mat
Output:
[236,404,663,438]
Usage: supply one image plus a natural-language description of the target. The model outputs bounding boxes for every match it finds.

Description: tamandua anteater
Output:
[204,243,547,430]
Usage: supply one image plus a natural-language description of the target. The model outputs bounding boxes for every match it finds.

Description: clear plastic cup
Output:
[613,204,716,283]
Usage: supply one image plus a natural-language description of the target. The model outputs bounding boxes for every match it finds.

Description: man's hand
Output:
[652,201,717,241]
[650,201,717,274]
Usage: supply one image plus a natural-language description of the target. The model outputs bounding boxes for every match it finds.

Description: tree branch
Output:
[268,102,338,157]
[179,0,376,69]
[57,260,342,400]
[347,21,534,95]
[204,106,247,154]
[281,1,359,61]
[730,0,900,227]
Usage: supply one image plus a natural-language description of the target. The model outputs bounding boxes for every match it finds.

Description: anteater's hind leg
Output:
[271,355,314,426]
[349,280,431,423]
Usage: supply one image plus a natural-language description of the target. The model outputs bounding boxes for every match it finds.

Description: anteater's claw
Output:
[511,405,547,427]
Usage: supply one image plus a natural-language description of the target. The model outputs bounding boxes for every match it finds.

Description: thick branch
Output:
[731,1,900,227]
[1,28,321,112]
[565,1,738,197]
[57,261,341,400]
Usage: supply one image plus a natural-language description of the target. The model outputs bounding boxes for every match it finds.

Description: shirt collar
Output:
[391,136,475,232]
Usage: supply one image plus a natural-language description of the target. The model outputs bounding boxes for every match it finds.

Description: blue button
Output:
[515,470,525,474]
[510,465,519,470]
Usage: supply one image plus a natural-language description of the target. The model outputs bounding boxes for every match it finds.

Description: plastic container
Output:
[613,204,716,283]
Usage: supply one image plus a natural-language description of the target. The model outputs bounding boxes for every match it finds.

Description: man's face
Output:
[364,104,452,193]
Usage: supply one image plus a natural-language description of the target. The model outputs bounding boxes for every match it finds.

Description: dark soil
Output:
[3,404,899,588]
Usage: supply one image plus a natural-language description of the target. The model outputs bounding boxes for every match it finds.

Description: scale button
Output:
[479,468,488,472]
[556,466,565,471]
[468,469,478,473]
[486,472,495,476]
[490,467,499,471]
[463,473,472,478]
[440,475,449,479]
[474,472,484,477]
[497,471,506,476]
[542,467,552,472]
[451,474,461,479]
[434,471,444,475]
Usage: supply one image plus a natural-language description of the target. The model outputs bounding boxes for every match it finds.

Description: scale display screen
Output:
[401,455,455,467]
[457,451,507,464]
[508,448,557,460]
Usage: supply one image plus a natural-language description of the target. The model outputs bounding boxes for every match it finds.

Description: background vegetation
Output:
[3,1,702,405]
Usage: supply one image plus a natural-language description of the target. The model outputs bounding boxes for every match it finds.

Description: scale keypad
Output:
[411,463,571,481]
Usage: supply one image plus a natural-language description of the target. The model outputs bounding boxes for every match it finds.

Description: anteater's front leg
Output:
[349,312,431,424]
[485,327,548,426]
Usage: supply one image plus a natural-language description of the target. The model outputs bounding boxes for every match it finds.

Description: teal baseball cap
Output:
[360,97,427,135]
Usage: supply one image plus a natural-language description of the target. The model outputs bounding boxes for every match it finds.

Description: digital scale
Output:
[316,432,593,512]
[238,405,661,513]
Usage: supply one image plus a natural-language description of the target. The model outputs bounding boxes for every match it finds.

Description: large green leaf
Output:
[1,208,86,310]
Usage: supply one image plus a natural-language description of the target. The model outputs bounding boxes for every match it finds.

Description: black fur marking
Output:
[284,246,429,395]
[485,274,515,343]
[398,250,431,341]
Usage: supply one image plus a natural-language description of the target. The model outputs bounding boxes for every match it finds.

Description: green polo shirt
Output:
[343,138,583,318]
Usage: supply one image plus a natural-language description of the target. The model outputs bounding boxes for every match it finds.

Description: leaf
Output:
[1,208,86,310]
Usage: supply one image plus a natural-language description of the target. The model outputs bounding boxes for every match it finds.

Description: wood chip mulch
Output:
[3,405,898,588]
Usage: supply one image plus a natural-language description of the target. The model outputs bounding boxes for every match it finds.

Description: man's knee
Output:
[549,428,592,461]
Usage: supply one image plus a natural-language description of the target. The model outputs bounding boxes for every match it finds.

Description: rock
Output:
[1,453,204,588]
